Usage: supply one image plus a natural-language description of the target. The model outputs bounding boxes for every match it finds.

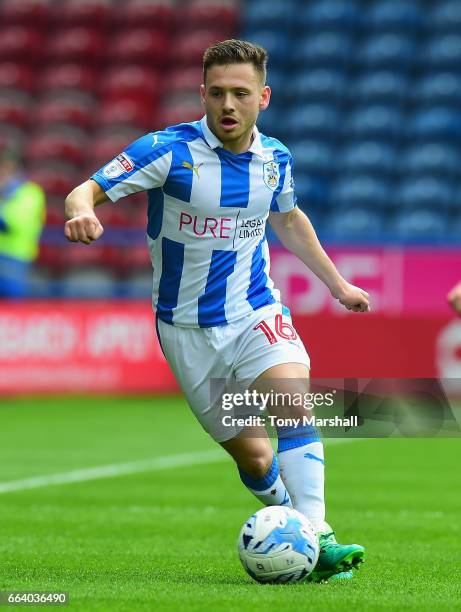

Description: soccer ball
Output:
[237,506,319,584]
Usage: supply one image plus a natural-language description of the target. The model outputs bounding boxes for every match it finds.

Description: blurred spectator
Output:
[447,281,461,315]
[0,146,45,298]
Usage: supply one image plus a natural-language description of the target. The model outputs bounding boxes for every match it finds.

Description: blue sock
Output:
[239,453,292,507]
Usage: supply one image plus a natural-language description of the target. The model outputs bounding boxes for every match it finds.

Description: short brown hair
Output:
[203,39,268,85]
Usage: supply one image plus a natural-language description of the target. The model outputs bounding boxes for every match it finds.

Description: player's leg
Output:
[251,362,326,531]
[233,304,365,581]
[220,427,292,507]
[155,316,292,508]
[251,362,365,581]
[232,308,327,530]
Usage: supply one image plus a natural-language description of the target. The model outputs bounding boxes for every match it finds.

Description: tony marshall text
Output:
[222,415,359,428]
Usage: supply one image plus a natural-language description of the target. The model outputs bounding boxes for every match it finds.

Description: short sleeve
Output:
[91,132,174,203]
[274,155,297,212]
[271,156,297,213]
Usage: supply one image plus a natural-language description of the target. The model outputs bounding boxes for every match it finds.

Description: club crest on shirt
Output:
[263,160,280,191]
[103,153,134,179]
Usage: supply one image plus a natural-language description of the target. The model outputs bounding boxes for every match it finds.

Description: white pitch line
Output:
[0,438,360,496]
[0,449,228,495]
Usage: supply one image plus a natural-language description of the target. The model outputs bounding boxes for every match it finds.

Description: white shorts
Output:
[156,302,310,443]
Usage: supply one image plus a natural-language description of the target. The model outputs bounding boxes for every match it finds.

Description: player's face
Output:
[201,63,271,153]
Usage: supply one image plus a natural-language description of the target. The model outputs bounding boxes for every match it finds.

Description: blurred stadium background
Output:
[0,0,461,390]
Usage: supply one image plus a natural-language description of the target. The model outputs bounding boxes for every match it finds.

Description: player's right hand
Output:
[64,214,104,245]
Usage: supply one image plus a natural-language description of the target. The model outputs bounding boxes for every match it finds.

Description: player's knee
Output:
[238,452,273,479]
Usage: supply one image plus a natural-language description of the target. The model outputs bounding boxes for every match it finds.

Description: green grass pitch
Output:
[0,396,460,611]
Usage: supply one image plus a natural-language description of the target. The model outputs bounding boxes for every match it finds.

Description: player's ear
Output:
[259,85,271,111]
[200,84,206,105]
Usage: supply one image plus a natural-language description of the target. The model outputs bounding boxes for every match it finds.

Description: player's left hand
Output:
[334,283,370,312]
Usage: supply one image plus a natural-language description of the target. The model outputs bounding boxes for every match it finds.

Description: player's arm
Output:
[269,207,370,312]
[64,133,173,245]
[64,179,107,245]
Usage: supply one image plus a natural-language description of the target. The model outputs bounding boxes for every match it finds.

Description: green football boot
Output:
[328,570,354,581]
[308,531,365,583]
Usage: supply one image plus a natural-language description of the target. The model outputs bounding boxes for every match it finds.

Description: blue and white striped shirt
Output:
[92,117,296,327]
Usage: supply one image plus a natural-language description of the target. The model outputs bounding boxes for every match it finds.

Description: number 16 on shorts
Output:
[254,314,298,345]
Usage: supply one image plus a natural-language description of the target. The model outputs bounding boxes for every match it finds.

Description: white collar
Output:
[200,116,264,157]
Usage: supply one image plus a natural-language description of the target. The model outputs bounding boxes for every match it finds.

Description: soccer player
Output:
[448,282,461,315]
[64,40,369,582]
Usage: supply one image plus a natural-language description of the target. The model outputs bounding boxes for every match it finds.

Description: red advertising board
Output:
[0,301,177,394]
[293,314,461,379]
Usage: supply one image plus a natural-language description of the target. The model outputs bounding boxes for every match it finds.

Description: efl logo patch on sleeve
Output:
[103,153,134,179]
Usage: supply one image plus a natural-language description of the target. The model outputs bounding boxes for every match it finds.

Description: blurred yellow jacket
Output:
[0,181,46,262]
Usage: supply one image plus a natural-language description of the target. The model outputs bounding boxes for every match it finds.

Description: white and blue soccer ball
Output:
[237,506,320,584]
